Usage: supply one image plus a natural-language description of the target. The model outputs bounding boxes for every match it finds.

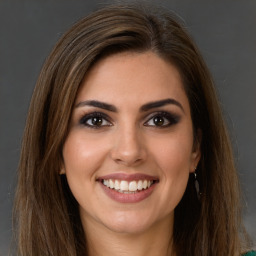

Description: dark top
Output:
[243,251,256,256]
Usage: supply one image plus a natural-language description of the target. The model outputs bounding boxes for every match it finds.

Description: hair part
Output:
[14,2,250,256]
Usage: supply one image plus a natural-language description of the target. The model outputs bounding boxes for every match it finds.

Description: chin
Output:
[105,219,151,234]
[100,209,162,234]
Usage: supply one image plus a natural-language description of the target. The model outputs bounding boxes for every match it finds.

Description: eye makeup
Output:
[79,111,112,129]
[77,109,180,130]
[144,111,181,128]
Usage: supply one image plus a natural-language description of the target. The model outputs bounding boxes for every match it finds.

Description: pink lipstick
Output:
[97,173,159,203]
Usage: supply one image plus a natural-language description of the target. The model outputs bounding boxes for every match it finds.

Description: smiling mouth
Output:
[99,179,159,193]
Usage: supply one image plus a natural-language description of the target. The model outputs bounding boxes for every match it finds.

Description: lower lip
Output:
[99,182,157,203]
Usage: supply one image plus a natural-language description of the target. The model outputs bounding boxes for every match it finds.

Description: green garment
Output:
[243,251,256,256]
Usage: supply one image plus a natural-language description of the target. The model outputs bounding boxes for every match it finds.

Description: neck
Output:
[82,214,175,256]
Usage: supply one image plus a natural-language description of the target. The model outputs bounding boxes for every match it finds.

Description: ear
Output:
[189,129,202,173]
[59,162,66,175]
[59,169,66,175]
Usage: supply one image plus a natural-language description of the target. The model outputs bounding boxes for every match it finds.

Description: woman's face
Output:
[62,51,200,235]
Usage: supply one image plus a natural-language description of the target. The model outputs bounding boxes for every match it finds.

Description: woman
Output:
[14,2,254,256]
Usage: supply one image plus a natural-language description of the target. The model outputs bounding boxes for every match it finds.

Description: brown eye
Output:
[144,111,180,128]
[153,116,164,126]
[80,112,112,128]
[91,117,103,126]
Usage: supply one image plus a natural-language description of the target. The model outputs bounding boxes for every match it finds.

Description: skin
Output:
[62,51,201,256]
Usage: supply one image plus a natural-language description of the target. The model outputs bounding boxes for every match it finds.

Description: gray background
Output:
[0,0,255,254]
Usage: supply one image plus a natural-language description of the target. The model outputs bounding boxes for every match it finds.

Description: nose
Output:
[110,125,147,167]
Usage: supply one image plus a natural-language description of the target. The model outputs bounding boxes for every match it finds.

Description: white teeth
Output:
[109,179,114,189]
[142,180,148,189]
[129,181,137,192]
[103,180,109,187]
[120,180,129,191]
[137,180,143,190]
[114,180,120,190]
[102,179,154,192]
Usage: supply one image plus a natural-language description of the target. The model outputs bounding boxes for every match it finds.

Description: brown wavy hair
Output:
[13,2,250,256]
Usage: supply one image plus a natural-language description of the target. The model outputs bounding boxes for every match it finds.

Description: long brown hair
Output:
[14,2,250,256]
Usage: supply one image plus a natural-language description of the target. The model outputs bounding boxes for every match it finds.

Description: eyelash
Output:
[79,111,180,129]
[144,111,180,128]
[79,112,112,129]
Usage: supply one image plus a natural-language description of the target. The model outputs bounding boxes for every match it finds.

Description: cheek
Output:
[152,132,194,173]
[149,132,193,206]
[159,142,190,192]
[62,131,108,211]
[62,131,107,178]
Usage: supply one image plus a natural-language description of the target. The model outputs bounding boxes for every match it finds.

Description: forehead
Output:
[76,51,189,111]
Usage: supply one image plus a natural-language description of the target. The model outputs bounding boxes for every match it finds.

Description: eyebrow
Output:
[75,98,184,113]
[140,98,184,112]
[75,100,117,112]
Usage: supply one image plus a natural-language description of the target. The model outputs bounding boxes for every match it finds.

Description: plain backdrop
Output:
[0,0,255,254]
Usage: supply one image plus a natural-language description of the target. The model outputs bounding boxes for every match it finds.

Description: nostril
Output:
[113,157,144,167]
[110,138,147,166]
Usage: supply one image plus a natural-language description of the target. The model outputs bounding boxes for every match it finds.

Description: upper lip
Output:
[96,173,159,182]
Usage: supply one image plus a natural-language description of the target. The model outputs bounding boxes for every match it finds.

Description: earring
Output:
[59,169,65,175]
[194,169,201,200]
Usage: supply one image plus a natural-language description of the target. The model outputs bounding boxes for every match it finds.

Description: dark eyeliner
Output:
[144,111,181,127]
[79,112,111,128]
